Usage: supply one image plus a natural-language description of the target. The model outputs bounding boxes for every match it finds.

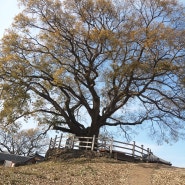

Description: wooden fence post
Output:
[141,145,144,157]
[109,137,113,155]
[72,134,75,149]
[58,133,63,148]
[49,137,53,149]
[132,141,136,156]
[91,135,96,151]
[86,138,89,150]
[53,135,57,148]
[147,148,150,155]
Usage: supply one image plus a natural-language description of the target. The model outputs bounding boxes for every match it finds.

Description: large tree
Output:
[1,0,185,141]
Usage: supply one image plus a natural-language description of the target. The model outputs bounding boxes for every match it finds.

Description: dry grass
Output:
[0,158,185,185]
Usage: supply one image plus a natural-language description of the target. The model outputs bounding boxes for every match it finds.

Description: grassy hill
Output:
[0,157,185,185]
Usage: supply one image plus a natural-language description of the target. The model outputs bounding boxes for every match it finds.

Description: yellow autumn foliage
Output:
[52,67,64,85]
[0,0,185,141]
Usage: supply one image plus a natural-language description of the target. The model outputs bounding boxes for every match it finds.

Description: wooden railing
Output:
[49,134,152,159]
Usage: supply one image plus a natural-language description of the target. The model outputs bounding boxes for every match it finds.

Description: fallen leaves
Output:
[0,158,185,185]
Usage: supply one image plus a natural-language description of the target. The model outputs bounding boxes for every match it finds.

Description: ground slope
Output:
[0,158,185,185]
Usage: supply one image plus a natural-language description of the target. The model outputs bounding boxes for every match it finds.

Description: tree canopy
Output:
[1,0,185,141]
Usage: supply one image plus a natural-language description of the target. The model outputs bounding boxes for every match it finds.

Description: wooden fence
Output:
[49,134,152,160]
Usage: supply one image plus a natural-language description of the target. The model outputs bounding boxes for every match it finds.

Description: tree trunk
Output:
[53,122,101,150]
[76,126,99,150]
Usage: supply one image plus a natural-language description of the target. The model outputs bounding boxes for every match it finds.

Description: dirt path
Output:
[125,163,185,185]
[127,163,158,185]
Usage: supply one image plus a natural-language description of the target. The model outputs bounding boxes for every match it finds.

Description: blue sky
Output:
[0,0,20,37]
[0,0,185,168]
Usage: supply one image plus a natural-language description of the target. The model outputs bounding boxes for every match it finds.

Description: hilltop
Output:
[0,157,185,185]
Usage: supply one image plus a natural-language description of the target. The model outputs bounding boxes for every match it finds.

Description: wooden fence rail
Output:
[49,134,152,159]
